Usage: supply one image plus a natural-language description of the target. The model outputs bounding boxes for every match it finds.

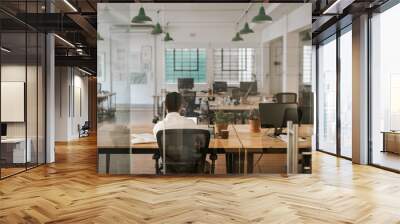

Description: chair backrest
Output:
[275,92,297,103]
[181,91,197,114]
[156,129,210,174]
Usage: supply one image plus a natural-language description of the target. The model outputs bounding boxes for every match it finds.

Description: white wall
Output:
[55,67,89,141]
[260,4,312,95]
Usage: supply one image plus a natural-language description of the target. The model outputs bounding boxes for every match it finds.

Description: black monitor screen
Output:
[1,123,7,137]
[213,81,227,93]
[259,103,298,130]
[240,81,257,95]
[178,78,194,90]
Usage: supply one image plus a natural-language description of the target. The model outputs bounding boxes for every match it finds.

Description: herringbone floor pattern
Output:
[1,136,400,224]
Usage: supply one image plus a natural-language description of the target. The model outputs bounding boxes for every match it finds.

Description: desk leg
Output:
[244,149,248,175]
[106,153,110,174]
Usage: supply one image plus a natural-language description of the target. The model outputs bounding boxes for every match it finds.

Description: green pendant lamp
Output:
[151,23,163,35]
[132,7,152,23]
[164,32,173,41]
[97,32,104,41]
[151,10,163,35]
[240,22,254,35]
[252,6,272,23]
[232,32,244,42]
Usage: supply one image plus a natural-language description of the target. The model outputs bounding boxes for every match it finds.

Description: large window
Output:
[339,28,352,158]
[213,48,255,83]
[317,37,337,155]
[370,3,400,171]
[165,48,206,84]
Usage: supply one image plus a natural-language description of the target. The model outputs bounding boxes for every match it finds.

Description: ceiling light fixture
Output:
[322,0,343,14]
[132,7,152,23]
[54,34,75,48]
[240,10,254,35]
[63,0,78,12]
[78,67,92,76]
[151,10,163,35]
[97,32,104,41]
[232,32,244,42]
[1,47,11,53]
[240,22,254,35]
[252,5,272,23]
[164,32,173,42]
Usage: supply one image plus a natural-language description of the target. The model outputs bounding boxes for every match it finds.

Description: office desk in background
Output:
[97,124,312,174]
[1,138,32,165]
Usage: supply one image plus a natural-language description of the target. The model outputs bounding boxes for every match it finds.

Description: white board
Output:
[1,82,25,122]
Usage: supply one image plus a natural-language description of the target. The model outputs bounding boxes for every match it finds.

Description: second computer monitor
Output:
[213,81,228,93]
[177,78,194,90]
[240,81,257,95]
[259,103,298,135]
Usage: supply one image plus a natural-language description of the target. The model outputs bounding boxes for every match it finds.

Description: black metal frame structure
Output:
[315,22,352,161]
[0,0,47,180]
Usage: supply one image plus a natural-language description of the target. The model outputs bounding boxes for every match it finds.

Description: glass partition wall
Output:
[316,26,352,159]
[97,3,313,175]
[0,7,46,179]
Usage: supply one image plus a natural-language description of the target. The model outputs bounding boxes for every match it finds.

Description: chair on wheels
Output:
[153,129,214,174]
[78,121,90,138]
[274,92,297,103]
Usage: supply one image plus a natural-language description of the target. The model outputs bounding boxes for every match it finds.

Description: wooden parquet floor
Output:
[1,136,400,224]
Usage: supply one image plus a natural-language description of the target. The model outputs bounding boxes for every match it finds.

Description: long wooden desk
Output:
[97,124,313,174]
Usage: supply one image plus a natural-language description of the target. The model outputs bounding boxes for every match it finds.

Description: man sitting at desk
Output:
[153,92,198,137]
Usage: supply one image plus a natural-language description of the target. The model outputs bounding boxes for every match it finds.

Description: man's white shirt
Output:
[153,112,199,137]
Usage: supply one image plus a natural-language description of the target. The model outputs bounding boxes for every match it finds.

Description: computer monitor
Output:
[177,78,194,90]
[240,81,257,96]
[259,103,298,136]
[213,81,227,93]
[1,123,7,137]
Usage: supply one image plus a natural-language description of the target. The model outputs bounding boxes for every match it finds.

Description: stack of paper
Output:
[131,133,157,144]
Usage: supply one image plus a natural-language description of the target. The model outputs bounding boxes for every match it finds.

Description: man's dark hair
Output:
[165,92,182,112]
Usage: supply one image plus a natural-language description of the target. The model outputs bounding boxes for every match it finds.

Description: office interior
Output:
[97,3,313,175]
[1,0,400,222]
[0,0,399,176]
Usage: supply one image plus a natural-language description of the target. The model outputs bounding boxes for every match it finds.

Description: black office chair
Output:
[154,129,211,174]
[198,99,212,124]
[281,108,299,128]
[181,90,199,117]
[274,92,297,103]
[79,121,90,138]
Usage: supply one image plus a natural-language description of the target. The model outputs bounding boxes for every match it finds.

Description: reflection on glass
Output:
[371,4,400,171]
[340,29,352,158]
[318,38,337,154]
[97,3,313,175]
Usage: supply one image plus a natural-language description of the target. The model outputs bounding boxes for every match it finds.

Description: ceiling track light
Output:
[54,34,75,48]
[63,0,78,12]
[1,47,11,53]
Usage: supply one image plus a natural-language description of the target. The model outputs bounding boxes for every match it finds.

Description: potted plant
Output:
[214,111,233,133]
[248,109,261,133]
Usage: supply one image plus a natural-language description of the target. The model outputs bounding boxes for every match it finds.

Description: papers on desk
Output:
[131,133,157,145]
[277,135,306,143]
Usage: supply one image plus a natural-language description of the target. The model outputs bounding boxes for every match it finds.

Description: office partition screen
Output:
[97,3,313,175]
[0,2,46,179]
[370,3,400,171]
